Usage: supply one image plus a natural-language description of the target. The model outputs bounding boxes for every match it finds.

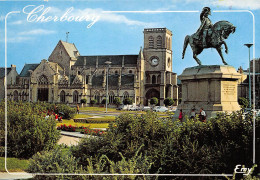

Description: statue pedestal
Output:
[175,65,242,119]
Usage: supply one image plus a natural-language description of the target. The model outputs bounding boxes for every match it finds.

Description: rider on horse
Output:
[194,7,213,47]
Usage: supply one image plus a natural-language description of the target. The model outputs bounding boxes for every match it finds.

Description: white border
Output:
[4,8,255,177]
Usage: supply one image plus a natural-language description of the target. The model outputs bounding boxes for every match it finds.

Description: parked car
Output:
[128,105,139,111]
[142,106,152,111]
[153,106,168,112]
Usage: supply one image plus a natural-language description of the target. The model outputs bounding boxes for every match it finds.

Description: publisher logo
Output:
[234,165,252,176]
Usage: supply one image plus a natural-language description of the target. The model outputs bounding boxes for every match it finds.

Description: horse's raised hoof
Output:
[225,49,228,54]
[182,54,184,59]
[223,62,228,65]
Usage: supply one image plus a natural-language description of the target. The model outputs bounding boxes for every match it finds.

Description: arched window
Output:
[115,71,118,75]
[152,75,156,84]
[168,58,171,67]
[73,91,79,104]
[129,70,132,74]
[157,36,162,48]
[146,74,150,84]
[123,91,129,101]
[60,90,66,103]
[38,75,48,85]
[157,75,161,84]
[21,91,26,101]
[94,91,100,103]
[13,90,18,101]
[109,91,115,104]
[148,36,154,48]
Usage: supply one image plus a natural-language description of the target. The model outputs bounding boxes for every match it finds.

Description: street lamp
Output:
[244,43,253,109]
[105,61,112,113]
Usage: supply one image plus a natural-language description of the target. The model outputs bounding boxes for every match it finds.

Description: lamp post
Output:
[244,43,253,109]
[105,61,112,113]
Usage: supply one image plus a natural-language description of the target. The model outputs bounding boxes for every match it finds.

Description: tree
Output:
[90,99,97,107]
[164,97,174,107]
[101,98,107,105]
[123,98,133,105]
[80,98,87,107]
[238,97,249,109]
[150,97,158,106]
[113,97,121,107]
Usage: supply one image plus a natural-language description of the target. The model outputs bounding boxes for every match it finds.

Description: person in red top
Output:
[179,109,183,122]
[55,114,58,121]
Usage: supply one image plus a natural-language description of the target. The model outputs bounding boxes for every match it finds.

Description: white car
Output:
[128,105,139,111]
[154,106,168,112]
[142,106,152,111]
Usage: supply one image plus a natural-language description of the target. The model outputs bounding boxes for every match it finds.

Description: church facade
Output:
[5,28,178,106]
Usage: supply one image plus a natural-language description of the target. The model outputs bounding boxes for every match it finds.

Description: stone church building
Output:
[5,28,178,106]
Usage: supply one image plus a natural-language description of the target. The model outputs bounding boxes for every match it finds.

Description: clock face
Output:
[150,57,159,66]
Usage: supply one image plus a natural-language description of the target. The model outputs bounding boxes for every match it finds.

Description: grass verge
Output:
[0,157,29,172]
[56,119,109,129]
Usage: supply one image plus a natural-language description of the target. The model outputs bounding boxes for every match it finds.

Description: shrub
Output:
[238,97,249,109]
[123,98,133,105]
[113,97,121,107]
[27,146,85,179]
[55,104,76,119]
[163,97,174,107]
[80,98,87,104]
[0,101,60,158]
[90,99,97,106]
[150,97,158,105]
[101,98,107,105]
[72,111,260,175]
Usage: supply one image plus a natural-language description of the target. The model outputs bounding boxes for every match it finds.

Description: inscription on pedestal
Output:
[223,84,235,95]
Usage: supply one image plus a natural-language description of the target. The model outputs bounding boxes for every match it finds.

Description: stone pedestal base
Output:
[175,65,242,119]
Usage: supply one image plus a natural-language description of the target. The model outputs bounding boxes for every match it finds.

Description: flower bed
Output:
[80,126,105,136]
[57,124,105,136]
[57,124,76,132]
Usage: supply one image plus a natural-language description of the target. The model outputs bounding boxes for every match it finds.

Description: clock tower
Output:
[143,28,176,105]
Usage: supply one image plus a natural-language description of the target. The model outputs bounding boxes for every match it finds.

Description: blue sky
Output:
[0,0,260,75]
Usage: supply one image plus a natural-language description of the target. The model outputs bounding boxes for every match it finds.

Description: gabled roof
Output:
[20,64,39,77]
[74,55,138,67]
[60,40,79,59]
[0,68,11,78]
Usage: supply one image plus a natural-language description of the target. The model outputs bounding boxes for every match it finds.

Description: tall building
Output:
[4,28,178,106]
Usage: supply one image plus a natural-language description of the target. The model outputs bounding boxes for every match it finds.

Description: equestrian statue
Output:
[182,7,236,65]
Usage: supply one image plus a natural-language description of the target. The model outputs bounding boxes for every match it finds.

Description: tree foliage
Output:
[238,97,249,109]
[150,97,158,105]
[0,101,61,158]
[163,97,174,106]
[123,98,133,105]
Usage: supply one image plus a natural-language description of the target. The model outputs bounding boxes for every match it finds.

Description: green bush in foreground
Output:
[72,112,259,175]
[0,101,61,158]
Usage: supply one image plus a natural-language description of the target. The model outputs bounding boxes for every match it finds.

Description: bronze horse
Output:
[182,21,236,65]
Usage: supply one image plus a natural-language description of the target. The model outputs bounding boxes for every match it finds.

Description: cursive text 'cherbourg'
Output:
[23,5,100,28]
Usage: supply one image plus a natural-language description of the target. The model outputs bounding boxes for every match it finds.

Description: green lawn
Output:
[57,119,109,129]
[0,157,29,172]
[73,114,92,119]
[79,106,120,112]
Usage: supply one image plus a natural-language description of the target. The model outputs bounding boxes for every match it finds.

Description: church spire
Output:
[138,46,144,60]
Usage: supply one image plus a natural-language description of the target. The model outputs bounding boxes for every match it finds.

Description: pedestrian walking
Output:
[190,108,196,119]
[179,109,183,122]
[77,104,80,114]
[199,108,206,122]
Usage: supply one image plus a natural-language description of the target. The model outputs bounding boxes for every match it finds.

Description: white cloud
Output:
[212,0,260,10]
[48,6,156,27]
[174,0,260,10]
[10,20,23,25]
[0,36,33,43]
[18,29,56,35]
[0,15,5,22]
